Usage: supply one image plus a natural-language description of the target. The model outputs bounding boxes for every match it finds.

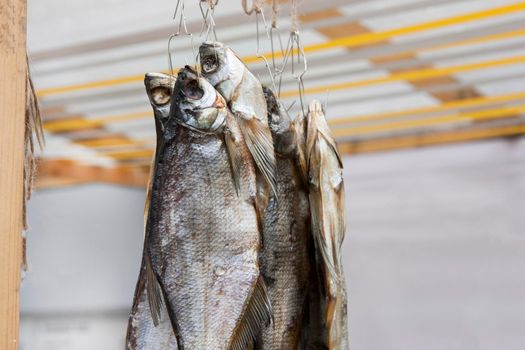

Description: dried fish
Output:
[254,87,311,349]
[305,100,348,349]
[126,72,178,350]
[199,42,277,197]
[145,67,272,350]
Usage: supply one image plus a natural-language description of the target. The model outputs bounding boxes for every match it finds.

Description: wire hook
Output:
[199,0,219,42]
[269,2,284,75]
[279,30,308,117]
[167,0,197,75]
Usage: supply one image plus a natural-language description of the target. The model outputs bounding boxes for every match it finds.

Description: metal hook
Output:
[278,30,308,117]
[242,0,258,16]
[199,0,219,42]
[167,0,197,75]
[269,24,284,75]
[254,4,290,116]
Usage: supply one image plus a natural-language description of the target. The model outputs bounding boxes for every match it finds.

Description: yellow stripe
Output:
[103,149,154,160]
[44,111,152,132]
[38,73,149,97]
[36,3,525,97]
[302,3,525,54]
[333,104,525,137]
[330,91,525,126]
[282,54,525,98]
[43,55,525,133]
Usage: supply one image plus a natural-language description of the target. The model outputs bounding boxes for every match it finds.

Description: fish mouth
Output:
[201,41,224,48]
[177,66,204,101]
[199,42,223,74]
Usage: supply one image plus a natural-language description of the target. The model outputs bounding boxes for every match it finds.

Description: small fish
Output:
[305,100,348,349]
[199,42,277,198]
[125,72,178,350]
[145,67,272,350]
[255,87,311,349]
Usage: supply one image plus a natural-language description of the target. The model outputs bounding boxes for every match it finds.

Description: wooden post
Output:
[0,0,27,349]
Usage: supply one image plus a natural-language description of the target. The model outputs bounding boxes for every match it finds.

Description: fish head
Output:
[199,41,244,99]
[263,86,290,134]
[307,100,330,135]
[144,72,176,131]
[262,85,296,156]
[170,66,228,133]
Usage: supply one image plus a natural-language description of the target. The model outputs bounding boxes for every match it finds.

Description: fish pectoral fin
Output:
[235,112,277,197]
[254,176,270,235]
[230,276,273,350]
[224,117,244,196]
[292,115,309,186]
[145,255,166,327]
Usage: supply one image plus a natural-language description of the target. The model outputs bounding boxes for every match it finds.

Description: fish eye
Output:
[201,55,218,73]
[151,87,171,106]
[184,80,204,100]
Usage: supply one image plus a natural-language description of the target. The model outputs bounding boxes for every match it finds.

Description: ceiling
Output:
[28,0,525,187]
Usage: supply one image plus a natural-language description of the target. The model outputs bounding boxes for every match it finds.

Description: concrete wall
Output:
[21,137,525,349]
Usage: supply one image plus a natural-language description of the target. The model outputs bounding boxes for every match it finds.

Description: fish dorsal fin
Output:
[230,276,273,350]
[235,112,277,197]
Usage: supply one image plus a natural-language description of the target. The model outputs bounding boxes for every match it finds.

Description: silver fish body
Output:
[126,72,178,350]
[146,67,271,350]
[255,88,311,350]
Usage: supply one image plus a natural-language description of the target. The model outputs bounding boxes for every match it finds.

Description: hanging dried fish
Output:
[305,100,348,349]
[145,67,272,350]
[254,87,311,349]
[126,72,178,350]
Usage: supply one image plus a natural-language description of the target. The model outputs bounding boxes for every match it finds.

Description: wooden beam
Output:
[0,1,26,349]
[35,159,150,189]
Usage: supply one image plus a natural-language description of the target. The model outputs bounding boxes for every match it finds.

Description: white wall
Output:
[21,137,525,350]
[344,137,525,350]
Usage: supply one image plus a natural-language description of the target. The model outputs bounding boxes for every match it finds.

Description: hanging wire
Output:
[199,0,219,42]
[168,0,197,75]
[241,0,262,16]
[269,0,285,74]
[276,0,308,117]
[240,0,280,96]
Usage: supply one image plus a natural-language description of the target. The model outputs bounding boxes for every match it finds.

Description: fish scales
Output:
[256,87,311,350]
[148,124,259,349]
[126,263,178,349]
[256,157,310,349]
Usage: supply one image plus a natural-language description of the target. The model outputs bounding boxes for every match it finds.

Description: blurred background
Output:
[22,0,525,349]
